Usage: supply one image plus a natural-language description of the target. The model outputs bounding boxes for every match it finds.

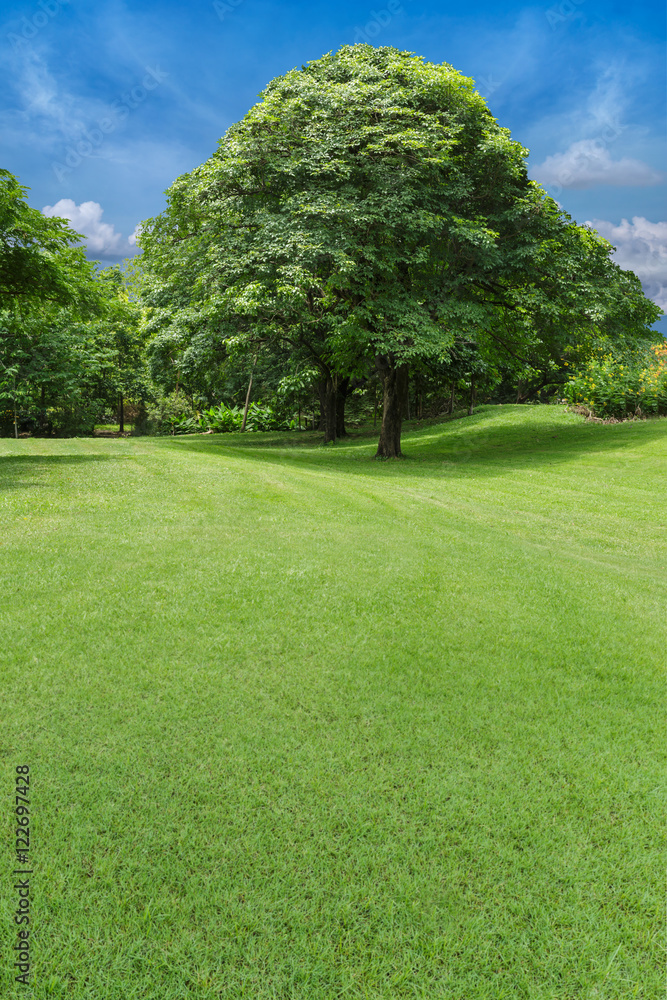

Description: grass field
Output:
[0,404,665,999]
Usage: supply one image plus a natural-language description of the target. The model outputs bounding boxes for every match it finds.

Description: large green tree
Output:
[138,45,660,455]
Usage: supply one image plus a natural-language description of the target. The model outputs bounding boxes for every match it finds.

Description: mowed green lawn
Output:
[0,405,664,1000]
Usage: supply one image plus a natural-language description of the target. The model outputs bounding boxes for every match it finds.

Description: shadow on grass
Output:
[153,406,667,479]
[0,454,130,491]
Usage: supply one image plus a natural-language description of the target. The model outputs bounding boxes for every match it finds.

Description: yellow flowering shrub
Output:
[563,342,667,418]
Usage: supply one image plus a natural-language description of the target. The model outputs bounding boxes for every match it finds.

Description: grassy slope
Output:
[0,405,664,1000]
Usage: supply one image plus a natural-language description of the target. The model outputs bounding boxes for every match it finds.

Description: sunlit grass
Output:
[93,423,135,434]
[0,405,664,999]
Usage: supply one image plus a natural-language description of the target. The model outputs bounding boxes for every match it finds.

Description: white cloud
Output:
[127,224,143,247]
[524,60,664,187]
[532,140,663,189]
[41,199,136,258]
[584,63,630,138]
[587,216,667,311]
[1,47,94,154]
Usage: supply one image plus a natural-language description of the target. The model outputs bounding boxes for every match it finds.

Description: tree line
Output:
[1,46,662,448]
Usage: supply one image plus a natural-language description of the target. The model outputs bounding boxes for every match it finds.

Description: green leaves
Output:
[0,169,99,312]
[563,344,667,418]
[137,43,660,440]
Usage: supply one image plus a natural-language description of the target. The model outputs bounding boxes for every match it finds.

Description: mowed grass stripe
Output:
[0,405,664,999]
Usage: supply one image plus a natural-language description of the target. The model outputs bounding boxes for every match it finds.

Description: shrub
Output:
[142,395,296,436]
[144,394,198,435]
[242,402,289,432]
[563,344,667,418]
[199,401,293,433]
[199,403,243,433]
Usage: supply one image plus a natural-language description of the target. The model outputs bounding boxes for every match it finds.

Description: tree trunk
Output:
[317,376,337,443]
[375,357,408,458]
[468,377,476,416]
[135,399,147,436]
[118,393,124,433]
[241,355,257,432]
[447,382,456,414]
[335,376,349,438]
[323,376,337,443]
[316,380,326,431]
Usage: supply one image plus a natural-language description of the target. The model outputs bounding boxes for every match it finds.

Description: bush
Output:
[242,402,291,432]
[199,403,243,432]
[50,404,104,436]
[141,396,295,436]
[0,400,106,437]
[563,344,667,418]
[143,394,197,435]
[199,401,293,433]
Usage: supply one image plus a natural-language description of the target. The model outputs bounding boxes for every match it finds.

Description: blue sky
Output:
[2,0,665,332]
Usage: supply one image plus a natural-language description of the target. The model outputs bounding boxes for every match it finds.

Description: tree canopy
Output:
[0,169,99,312]
[137,44,660,455]
[0,174,144,437]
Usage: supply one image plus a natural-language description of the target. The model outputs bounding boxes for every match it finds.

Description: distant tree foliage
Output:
[0,169,98,311]
[0,172,145,436]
